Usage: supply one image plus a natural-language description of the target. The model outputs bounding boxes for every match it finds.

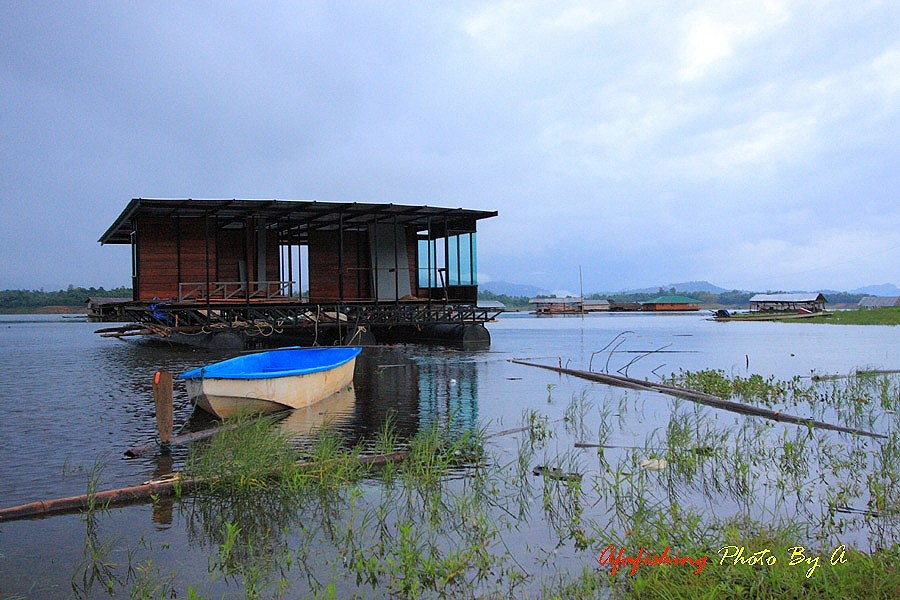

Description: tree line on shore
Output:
[0,285,867,312]
[0,285,131,312]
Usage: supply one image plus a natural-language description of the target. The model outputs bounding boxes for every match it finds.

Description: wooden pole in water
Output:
[153,370,174,446]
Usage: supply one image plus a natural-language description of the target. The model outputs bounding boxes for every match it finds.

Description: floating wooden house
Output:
[606,300,642,312]
[582,299,610,312]
[749,293,827,313]
[96,199,499,348]
[641,295,701,312]
[529,297,610,315]
[529,297,582,316]
[858,296,900,308]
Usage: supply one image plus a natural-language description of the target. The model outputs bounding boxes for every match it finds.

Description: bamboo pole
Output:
[510,359,887,440]
[0,476,205,522]
[1,413,550,523]
[0,451,410,522]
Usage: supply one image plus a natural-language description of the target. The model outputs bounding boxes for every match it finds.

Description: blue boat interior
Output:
[180,347,362,380]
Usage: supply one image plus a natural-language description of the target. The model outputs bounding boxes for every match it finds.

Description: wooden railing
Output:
[178,281,295,301]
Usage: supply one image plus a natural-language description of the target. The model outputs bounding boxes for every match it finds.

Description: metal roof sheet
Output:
[529,297,582,304]
[858,296,900,307]
[99,198,498,245]
[749,293,826,303]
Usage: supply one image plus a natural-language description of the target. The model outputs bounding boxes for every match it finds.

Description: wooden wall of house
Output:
[307,229,372,302]
[135,217,195,301]
[307,227,421,302]
[214,229,242,284]
[135,217,279,301]
[644,303,699,312]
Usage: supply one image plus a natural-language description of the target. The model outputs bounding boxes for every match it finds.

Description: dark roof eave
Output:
[98,197,142,244]
[98,198,498,245]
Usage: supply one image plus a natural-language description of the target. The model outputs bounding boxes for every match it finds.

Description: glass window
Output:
[417,232,477,288]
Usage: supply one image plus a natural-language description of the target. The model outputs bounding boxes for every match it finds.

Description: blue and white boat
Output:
[181,346,361,419]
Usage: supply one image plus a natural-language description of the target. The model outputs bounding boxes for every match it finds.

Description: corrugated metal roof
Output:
[99,198,498,245]
[477,300,506,309]
[749,293,826,303]
[529,297,582,304]
[858,296,900,307]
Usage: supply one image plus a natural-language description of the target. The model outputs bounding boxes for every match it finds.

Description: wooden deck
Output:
[93,299,500,348]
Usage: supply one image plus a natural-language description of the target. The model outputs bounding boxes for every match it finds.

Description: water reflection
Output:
[182,485,303,592]
[417,358,479,434]
[276,384,357,438]
[150,454,175,527]
[346,348,482,445]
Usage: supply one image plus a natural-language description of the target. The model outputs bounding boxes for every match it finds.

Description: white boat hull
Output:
[186,357,357,419]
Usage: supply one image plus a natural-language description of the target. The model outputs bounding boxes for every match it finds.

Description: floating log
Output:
[0,475,205,522]
[124,425,237,457]
[100,329,153,338]
[93,324,144,334]
[811,369,900,381]
[510,359,887,440]
[4,418,548,523]
[0,451,410,523]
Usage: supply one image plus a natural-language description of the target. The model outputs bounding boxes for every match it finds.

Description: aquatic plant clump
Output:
[57,369,900,598]
[661,368,812,406]
[185,413,301,491]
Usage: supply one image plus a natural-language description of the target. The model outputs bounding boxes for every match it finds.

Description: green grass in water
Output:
[185,413,300,491]
[798,307,900,325]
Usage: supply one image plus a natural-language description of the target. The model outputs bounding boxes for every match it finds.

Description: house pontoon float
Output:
[95,198,499,349]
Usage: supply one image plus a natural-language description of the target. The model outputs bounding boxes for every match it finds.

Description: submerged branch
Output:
[510,359,887,440]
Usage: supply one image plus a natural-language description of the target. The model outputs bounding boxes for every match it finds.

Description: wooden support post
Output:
[153,370,174,445]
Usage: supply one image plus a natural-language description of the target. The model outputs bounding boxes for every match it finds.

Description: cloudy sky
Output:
[2,1,898,294]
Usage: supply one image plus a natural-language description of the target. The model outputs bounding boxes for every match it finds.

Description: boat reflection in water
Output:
[180,349,484,587]
[275,383,357,438]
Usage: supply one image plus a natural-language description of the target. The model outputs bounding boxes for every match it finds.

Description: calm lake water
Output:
[0,312,898,597]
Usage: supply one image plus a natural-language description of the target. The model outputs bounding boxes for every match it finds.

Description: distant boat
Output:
[709,311,831,322]
[181,346,361,419]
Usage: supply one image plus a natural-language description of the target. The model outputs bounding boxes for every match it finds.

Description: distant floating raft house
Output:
[529,296,582,315]
[858,296,900,308]
[607,300,642,312]
[582,299,610,312]
[477,299,506,312]
[95,198,499,348]
[640,295,701,312]
[85,296,130,321]
[749,293,827,313]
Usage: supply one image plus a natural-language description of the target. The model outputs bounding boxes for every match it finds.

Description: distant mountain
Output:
[483,279,899,298]
[624,281,731,294]
[480,280,552,297]
[850,283,900,296]
[668,280,730,294]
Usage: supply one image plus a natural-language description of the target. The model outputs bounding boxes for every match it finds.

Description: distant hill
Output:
[480,281,552,297]
[668,280,731,293]
[624,280,731,294]
[851,283,900,296]
[480,279,898,299]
